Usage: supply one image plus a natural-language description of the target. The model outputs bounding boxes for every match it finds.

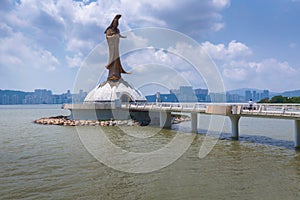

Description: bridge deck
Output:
[63,102,300,119]
[123,103,300,119]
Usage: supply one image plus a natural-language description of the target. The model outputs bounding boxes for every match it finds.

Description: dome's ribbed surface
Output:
[84,79,146,102]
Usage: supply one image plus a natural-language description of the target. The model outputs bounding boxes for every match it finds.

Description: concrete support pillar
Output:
[295,120,300,149]
[160,111,172,129]
[191,113,198,133]
[230,115,240,140]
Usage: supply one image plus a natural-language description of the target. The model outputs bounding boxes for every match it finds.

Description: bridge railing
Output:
[238,103,300,115]
[120,102,300,116]
[121,102,208,111]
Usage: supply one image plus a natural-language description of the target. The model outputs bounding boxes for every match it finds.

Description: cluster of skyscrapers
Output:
[245,90,270,102]
[146,86,270,103]
[0,89,87,105]
[0,87,271,105]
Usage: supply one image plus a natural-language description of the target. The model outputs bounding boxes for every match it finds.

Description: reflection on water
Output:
[1,105,300,199]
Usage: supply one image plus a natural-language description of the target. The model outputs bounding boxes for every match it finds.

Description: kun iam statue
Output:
[83,14,146,103]
[66,14,150,124]
[104,14,129,81]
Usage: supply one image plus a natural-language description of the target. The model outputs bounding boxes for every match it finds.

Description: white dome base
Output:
[84,78,146,103]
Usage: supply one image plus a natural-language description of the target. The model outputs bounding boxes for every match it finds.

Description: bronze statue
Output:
[105,14,129,81]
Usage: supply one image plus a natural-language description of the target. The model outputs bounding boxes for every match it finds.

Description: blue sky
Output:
[1,0,300,94]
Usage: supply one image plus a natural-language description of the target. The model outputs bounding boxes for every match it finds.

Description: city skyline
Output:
[2,86,300,105]
[0,88,87,105]
[1,1,300,93]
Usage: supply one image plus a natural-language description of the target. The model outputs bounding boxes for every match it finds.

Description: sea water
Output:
[0,105,300,199]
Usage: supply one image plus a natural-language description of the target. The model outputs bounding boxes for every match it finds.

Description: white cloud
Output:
[67,38,94,52]
[0,22,14,37]
[201,40,252,60]
[201,41,300,91]
[249,59,296,75]
[119,39,225,93]
[2,0,299,93]
[0,27,62,91]
[115,0,230,36]
[66,54,83,68]
[223,67,247,81]
[3,0,299,94]
[212,0,231,9]
[1,0,230,69]
[72,1,105,25]
[0,31,59,72]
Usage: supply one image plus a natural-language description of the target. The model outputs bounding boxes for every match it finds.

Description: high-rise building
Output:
[194,88,208,102]
[262,90,269,99]
[209,93,226,102]
[170,89,179,95]
[252,91,257,101]
[245,90,252,101]
[178,86,197,102]
[194,88,208,95]
[226,93,244,102]
[33,89,53,104]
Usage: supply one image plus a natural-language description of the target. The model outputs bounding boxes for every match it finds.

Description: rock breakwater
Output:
[34,115,190,127]
[34,115,140,126]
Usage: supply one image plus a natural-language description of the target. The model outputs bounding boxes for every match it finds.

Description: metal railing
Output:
[122,102,207,111]
[121,102,300,117]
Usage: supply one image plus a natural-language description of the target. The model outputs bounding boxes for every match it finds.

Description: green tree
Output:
[289,96,300,103]
[269,95,288,103]
[258,95,300,103]
[258,97,269,103]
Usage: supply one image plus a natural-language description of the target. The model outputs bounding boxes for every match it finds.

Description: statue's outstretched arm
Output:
[119,34,127,38]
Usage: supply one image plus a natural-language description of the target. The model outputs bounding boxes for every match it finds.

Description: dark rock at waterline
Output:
[34,115,190,127]
[129,110,151,126]
[34,116,139,127]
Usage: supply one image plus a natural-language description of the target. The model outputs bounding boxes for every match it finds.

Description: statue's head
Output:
[112,14,121,28]
[105,14,122,34]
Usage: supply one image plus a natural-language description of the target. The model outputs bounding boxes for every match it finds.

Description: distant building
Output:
[169,86,198,102]
[156,92,161,103]
[0,89,87,105]
[262,90,269,99]
[252,90,257,101]
[170,89,179,95]
[194,88,208,102]
[0,90,27,104]
[208,93,226,102]
[146,93,178,102]
[72,89,88,103]
[23,89,53,104]
[226,93,244,102]
[245,90,252,101]
[194,88,208,95]
[0,87,275,104]
[244,89,269,102]
[178,86,197,102]
[148,86,210,103]
[2,94,9,104]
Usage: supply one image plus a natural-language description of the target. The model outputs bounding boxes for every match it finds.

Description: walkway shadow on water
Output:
[223,133,295,150]
[197,129,296,150]
[173,124,296,150]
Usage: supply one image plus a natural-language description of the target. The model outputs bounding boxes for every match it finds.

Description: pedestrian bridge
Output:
[126,102,300,148]
[63,102,300,149]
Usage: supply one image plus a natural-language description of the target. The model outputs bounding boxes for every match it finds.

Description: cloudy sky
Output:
[1,0,300,94]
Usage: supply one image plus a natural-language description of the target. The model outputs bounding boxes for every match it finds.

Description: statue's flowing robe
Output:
[106,31,127,81]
